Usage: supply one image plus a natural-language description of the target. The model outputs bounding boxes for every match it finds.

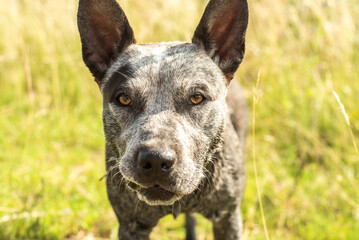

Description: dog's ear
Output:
[192,0,248,81]
[77,0,135,85]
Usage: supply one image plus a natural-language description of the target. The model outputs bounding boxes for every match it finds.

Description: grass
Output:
[0,0,358,239]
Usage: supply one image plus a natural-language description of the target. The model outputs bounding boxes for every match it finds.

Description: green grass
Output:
[1,0,358,239]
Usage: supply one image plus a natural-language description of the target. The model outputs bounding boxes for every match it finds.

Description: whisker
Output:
[135,199,141,214]
[111,168,122,186]
[99,165,115,182]
[106,156,120,163]
[118,176,126,188]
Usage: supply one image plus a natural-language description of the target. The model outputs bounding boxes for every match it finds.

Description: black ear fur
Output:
[77,0,135,84]
[192,0,248,81]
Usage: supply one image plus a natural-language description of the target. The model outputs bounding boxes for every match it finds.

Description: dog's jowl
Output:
[77,0,249,239]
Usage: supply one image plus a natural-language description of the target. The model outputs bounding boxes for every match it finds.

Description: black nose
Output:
[137,149,174,178]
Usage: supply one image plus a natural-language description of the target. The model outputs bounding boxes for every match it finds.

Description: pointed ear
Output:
[77,0,136,85]
[192,0,248,81]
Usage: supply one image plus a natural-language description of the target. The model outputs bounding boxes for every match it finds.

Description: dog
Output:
[77,0,248,239]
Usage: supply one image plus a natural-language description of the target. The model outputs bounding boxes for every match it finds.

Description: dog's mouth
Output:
[127,182,182,205]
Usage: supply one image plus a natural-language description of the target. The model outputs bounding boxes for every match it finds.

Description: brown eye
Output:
[118,94,131,106]
[190,94,204,105]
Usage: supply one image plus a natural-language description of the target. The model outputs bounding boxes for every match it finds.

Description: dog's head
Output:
[78,0,248,206]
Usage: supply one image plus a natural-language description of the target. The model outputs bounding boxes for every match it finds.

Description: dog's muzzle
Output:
[125,148,183,205]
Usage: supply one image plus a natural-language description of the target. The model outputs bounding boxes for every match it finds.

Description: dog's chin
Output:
[127,182,182,205]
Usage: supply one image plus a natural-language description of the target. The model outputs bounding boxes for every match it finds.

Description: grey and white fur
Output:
[77,0,249,239]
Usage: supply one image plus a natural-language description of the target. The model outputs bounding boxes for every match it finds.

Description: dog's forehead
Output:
[102,42,225,92]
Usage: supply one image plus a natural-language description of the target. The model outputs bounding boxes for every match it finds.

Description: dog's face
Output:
[77,0,248,205]
[101,43,227,204]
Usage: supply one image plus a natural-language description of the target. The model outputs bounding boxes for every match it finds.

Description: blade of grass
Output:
[332,91,359,159]
[252,70,270,240]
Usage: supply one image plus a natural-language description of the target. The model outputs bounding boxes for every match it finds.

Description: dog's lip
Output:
[128,181,174,193]
[138,185,178,203]
[127,182,180,203]
[148,184,163,190]
[140,185,174,195]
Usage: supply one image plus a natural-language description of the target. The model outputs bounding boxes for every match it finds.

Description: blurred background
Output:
[0,0,358,239]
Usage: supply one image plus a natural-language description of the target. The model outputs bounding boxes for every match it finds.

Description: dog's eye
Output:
[118,94,131,106]
[190,93,204,105]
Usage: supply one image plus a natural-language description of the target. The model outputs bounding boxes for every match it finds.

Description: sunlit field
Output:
[0,0,358,239]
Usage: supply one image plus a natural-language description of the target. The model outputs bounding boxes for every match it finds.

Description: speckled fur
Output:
[77,0,248,239]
